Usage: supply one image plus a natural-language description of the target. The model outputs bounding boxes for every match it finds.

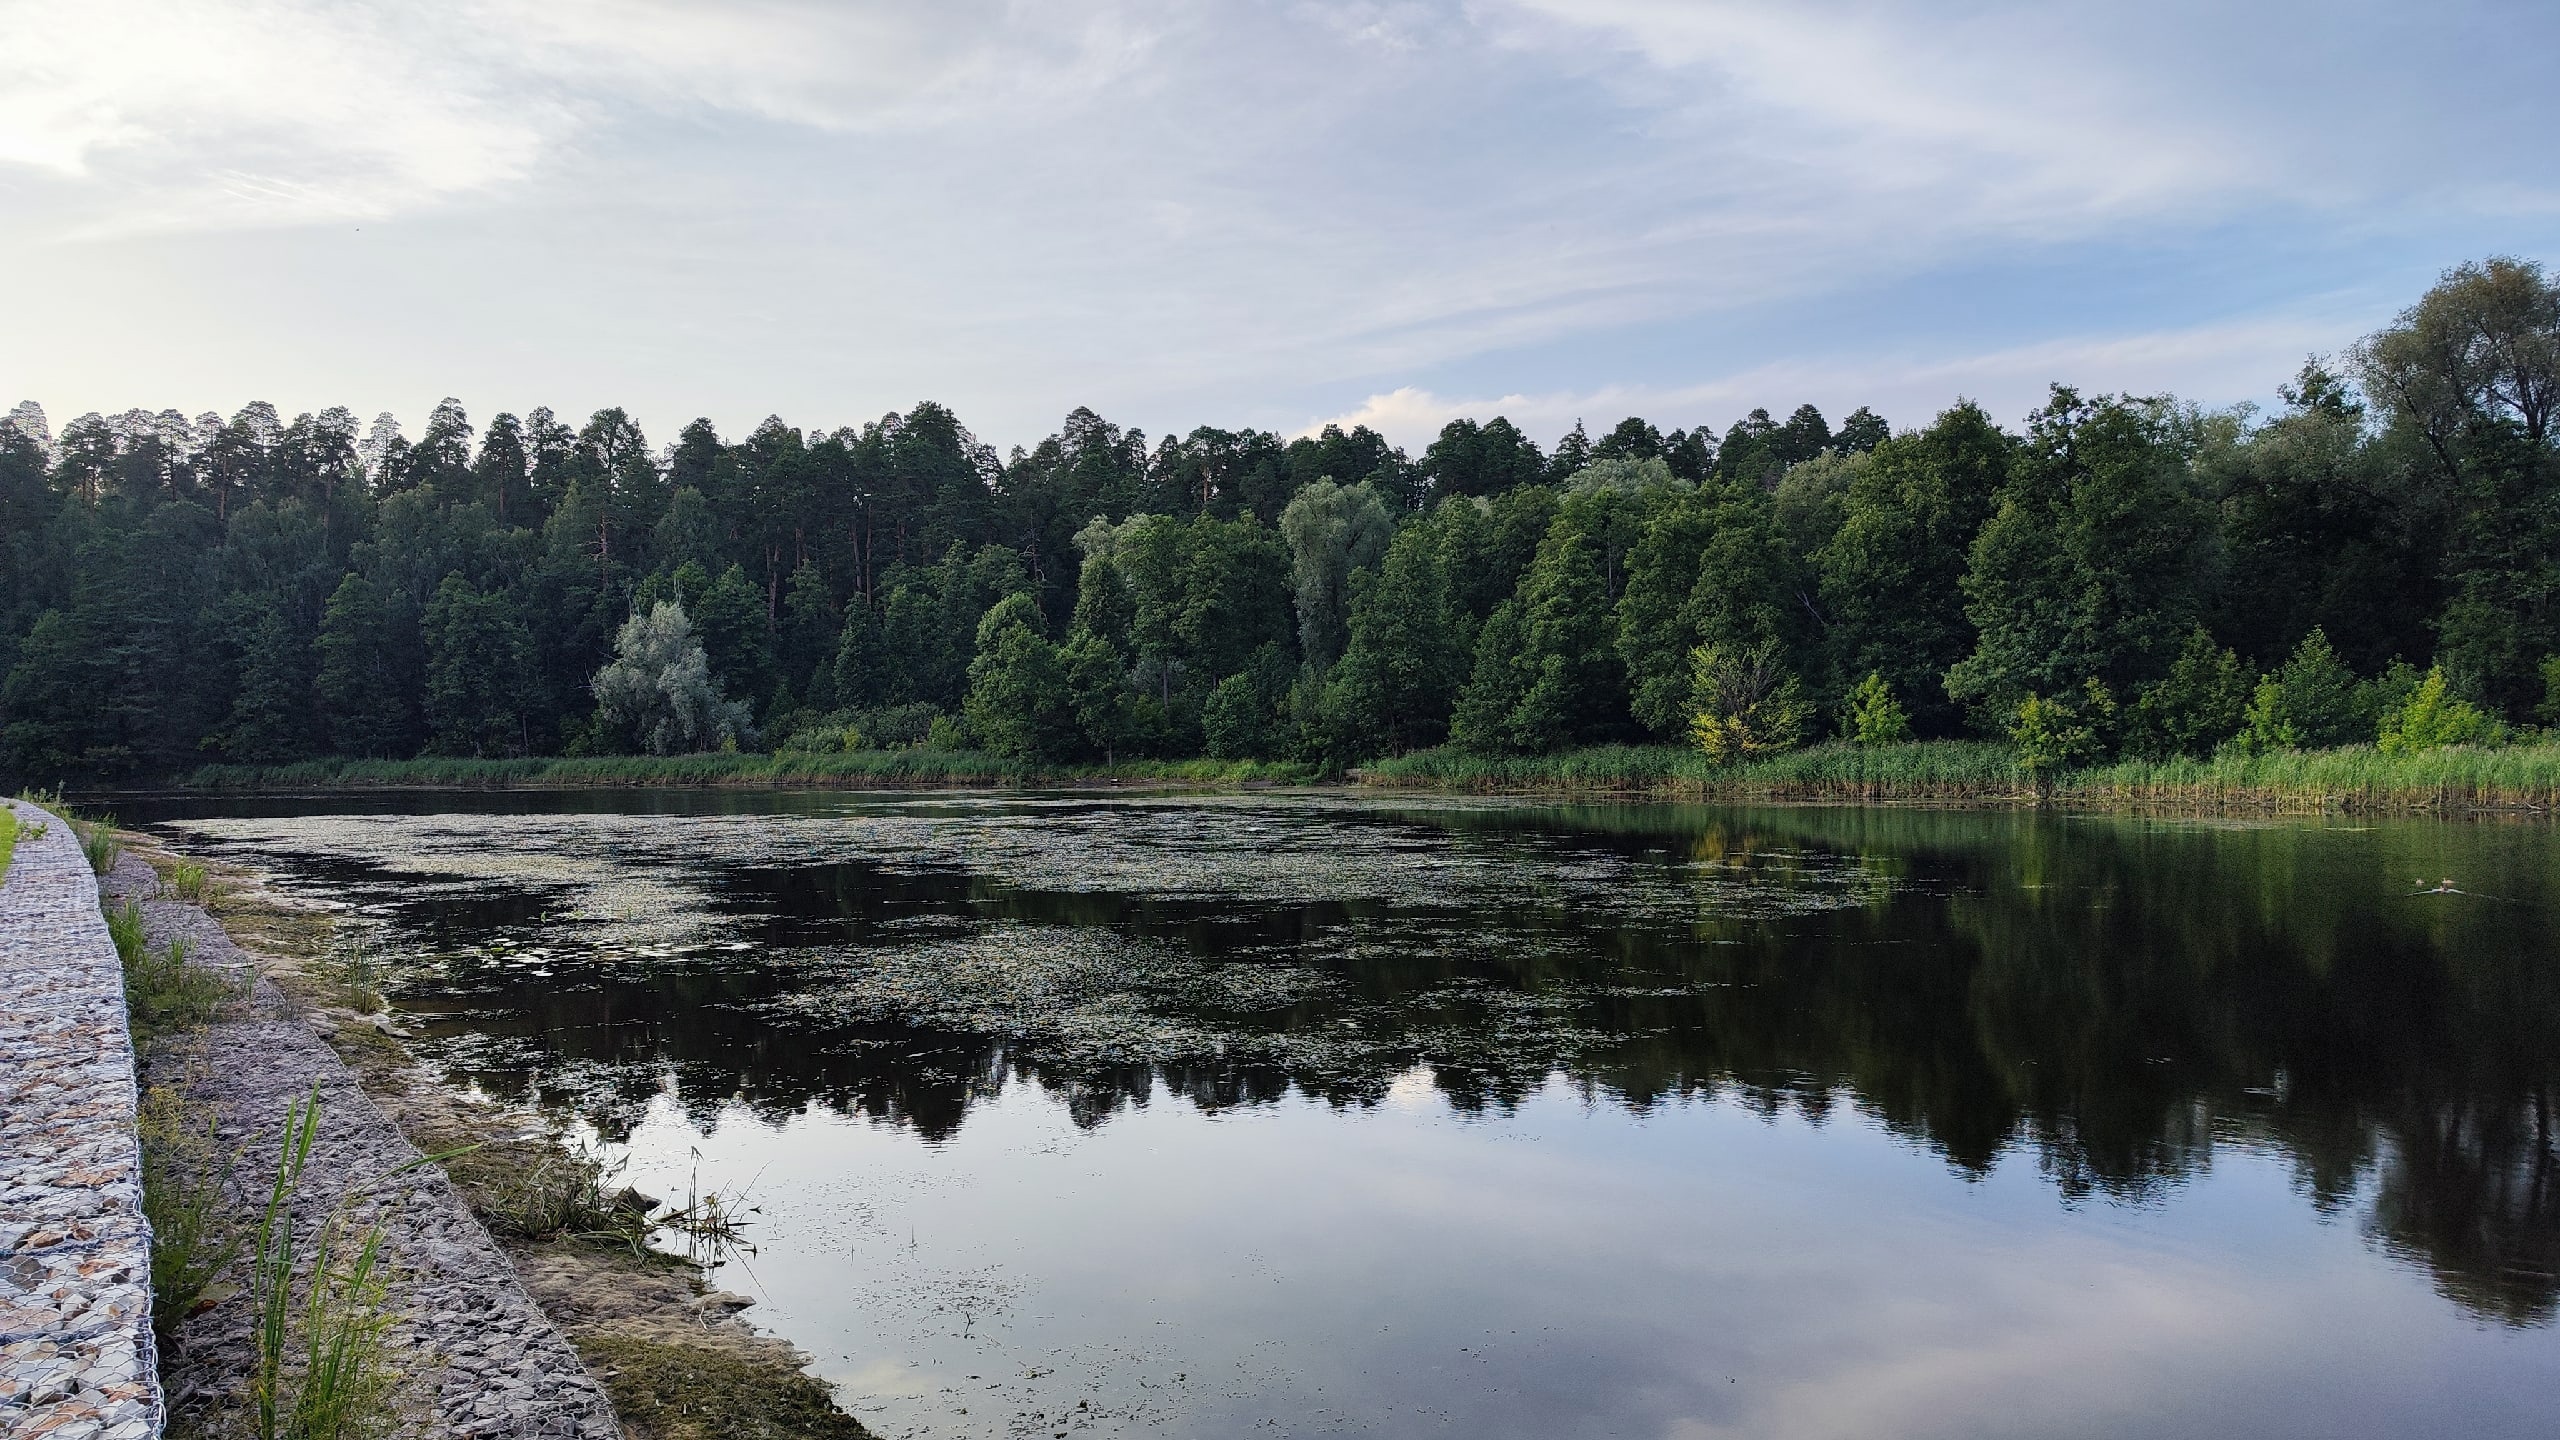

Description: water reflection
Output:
[143,794,2560,1328]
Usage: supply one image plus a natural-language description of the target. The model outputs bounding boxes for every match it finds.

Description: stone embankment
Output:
[0,800,157,1440]
[99,858,624,1439]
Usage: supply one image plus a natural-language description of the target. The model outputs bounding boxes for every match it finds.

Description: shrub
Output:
[1202,672,1279,760]
[2238,629,2365,752]
[590,602,753,756]
[2126,627,2248,758]
[2009,688,2102,793]
[1687,642,1810,763]
[1841,672,1911,746]
[2377,667,2503,753]
[75,817,121,874]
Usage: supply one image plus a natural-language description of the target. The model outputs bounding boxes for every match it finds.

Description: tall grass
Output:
[1362,741,2023,800]
[107,900,236,1044]
[250,1088,421,1440]
[167,861,216,904]
[189,749,1319,792]
[1365,739,2560,812]
[138,1086,244,1343]
[2065,742,2560,812]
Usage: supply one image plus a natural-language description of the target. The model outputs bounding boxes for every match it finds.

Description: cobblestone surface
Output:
[101,860,623,1439]
[0,801,159,1440]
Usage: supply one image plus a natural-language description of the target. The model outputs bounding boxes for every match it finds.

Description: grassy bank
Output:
[1360,741,2026,801]
[1362,739,2560,813]
[188,750,1316,791]
[183,739,2560,813]
[2068,744,2560,813]
[0,805,16,880]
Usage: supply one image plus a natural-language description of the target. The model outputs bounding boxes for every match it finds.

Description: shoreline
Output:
[133,738,2560,818]
[112,829,873,1440]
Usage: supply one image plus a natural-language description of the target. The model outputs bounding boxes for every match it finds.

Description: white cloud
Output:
[0,1,2545,447]
[0,0,1162,231]
[1304,311,2361,449]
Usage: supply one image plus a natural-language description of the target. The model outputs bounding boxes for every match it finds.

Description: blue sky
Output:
[3,0,2556,453]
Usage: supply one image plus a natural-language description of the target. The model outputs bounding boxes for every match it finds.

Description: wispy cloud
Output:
[1304,311,2359,449]
[0,1,2549,447]
[0,0,1162,231]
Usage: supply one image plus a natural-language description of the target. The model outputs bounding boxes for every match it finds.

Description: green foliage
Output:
[422,573,533,756]
[110,901,234,1043]
[1361,740,2021,798]
[249,1089,403,1440]
[138,1086,243,1344]
[1615,478,1798,739]
[2539,655,2560,727]
[1278,478,1394,669]
[220,609,322,763]
[2073,739,2560,810]
[74,814,120,874]
[2008,687,2105,791]
[1842,672,1912,745]
[6,261,2559,788]
[1322,518,1464,758]
[1464,522,1624,752]
[2377,667,2503,753]
[169,861,213,903]
[0,806,14,882]
[2124,627,2249,758]
[1811,403,2011,736]
[316,573,425,759]
[2355,258,2560,714]
[591,602,753,755]
[960,594,1072,760]
[1686,641,1812,764]
[2238,629,2367,752]
[1947,389,2216,726]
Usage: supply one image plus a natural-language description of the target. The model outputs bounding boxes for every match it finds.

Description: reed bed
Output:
[189,750,1317,791]
[186,740,2560,813]
[1367,739,2560,812]
[2065,743,2560,813]
[1360,741,2025,800]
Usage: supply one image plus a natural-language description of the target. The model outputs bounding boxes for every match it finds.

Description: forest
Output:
[2,258,2555,787]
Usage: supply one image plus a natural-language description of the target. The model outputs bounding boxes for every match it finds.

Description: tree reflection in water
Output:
[156,797,2560,1326]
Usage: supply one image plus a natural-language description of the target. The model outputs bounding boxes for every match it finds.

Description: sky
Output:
[3,0,2557,456]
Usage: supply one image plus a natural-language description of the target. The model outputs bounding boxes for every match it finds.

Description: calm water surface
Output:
[127,790,2560,1439]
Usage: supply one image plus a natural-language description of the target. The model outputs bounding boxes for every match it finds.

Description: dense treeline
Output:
[3,259,2557,785]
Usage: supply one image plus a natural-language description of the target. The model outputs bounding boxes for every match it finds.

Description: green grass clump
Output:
[576,1334,872,1440]
[77,818,121,874]
[108,900,235,1044]
[442,1136,648,1248]
[248,1089,402,1440]
[168,861,215,904]
[189,750,1318,792]
[0,807,16,883]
